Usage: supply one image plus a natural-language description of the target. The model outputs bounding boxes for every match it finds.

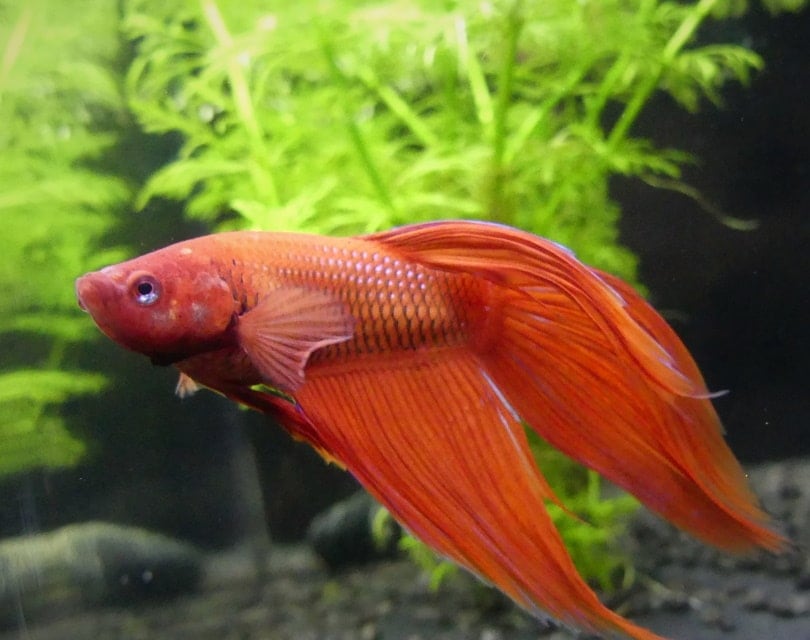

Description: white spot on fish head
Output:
[179,247,193,256]
[99,265,126,284]
[191,302,209,324]
[148,309,173,329]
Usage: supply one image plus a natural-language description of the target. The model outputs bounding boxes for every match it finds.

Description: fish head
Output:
[76,243,237,363]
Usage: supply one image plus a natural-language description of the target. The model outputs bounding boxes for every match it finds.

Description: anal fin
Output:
[292,349,663,639]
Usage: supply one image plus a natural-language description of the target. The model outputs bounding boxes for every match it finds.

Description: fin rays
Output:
[371,220,785,553]
[295,350,665,639]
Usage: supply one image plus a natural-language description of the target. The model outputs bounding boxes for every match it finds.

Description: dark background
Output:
[616,5,808,462]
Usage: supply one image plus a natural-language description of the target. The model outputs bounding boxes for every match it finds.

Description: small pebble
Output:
[661,592,690,613]
[771,554,801,576]
[715,555,738,571]
[735,554,765,571]
[741,587,769,611]
[412,604,443,623]
[725,578,751,596]
[779,483,801,500]
[796,570,810,591]
[359,621,379,640]
[769,593,810,617]
[717,615,736,632]
[621,591,652,616]
[699,604,735,631]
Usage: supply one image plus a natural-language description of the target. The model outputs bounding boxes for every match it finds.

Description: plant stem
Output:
[346,120,398,216]
[457,16,493,134]
[0,7,31,92]
[584,49,631,130]
[586,0,657,131]
[487,1,523,225]
[606,0,720,149]
[503,64,589,165]
[356,67,439,149]
[201,0,279,207]
[320,38,397,217]
[492,1,522,174]
[202,0,259,140]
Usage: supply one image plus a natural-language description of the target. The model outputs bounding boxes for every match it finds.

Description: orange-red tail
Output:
[374,220,785,554]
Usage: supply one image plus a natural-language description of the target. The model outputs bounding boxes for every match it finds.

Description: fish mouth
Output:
[75,273,122,344]
[75,273,107,314]
[75,275,91,312]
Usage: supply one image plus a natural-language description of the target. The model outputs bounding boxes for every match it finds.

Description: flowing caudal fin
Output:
[295,350,665,640]
[371,220,785,554]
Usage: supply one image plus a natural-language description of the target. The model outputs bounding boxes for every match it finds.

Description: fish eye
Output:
[128,273,160,306]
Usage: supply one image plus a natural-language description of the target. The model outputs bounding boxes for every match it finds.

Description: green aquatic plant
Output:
[121,0,806,269]
[532,442,640,590]
[120,0,784,588]
[123,0,751,276]
[0,1,131,474]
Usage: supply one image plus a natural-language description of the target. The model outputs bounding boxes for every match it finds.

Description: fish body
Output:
[76,221,785,640]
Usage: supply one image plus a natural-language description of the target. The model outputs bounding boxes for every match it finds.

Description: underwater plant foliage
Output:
[120,0,786,589]
[0,0,131,475]
[122,0,772,277]
[1,0,801,588]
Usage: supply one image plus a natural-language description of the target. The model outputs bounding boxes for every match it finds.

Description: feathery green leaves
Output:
[122,0,768,278]
[0,0,130,473]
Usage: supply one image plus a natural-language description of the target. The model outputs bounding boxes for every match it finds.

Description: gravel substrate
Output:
[1,458,807,640]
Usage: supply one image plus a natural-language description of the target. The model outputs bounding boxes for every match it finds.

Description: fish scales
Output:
[205,232,486,362]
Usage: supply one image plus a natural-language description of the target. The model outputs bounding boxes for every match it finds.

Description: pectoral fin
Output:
[236,287,355,393]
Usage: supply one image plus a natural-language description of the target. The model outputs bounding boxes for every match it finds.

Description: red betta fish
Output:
[76,220,784,640]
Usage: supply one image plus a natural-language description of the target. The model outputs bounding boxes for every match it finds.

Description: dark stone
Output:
[307,492,401,569]
[0,522,203,628]
[741,588,769,611]
[778,483,802,501]
[769,593,810,618]
[795,571,810,591]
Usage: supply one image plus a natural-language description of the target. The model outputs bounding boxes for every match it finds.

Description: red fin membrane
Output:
[295,350,664,640]
[237,287,355,393]
[371,221,785,554]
